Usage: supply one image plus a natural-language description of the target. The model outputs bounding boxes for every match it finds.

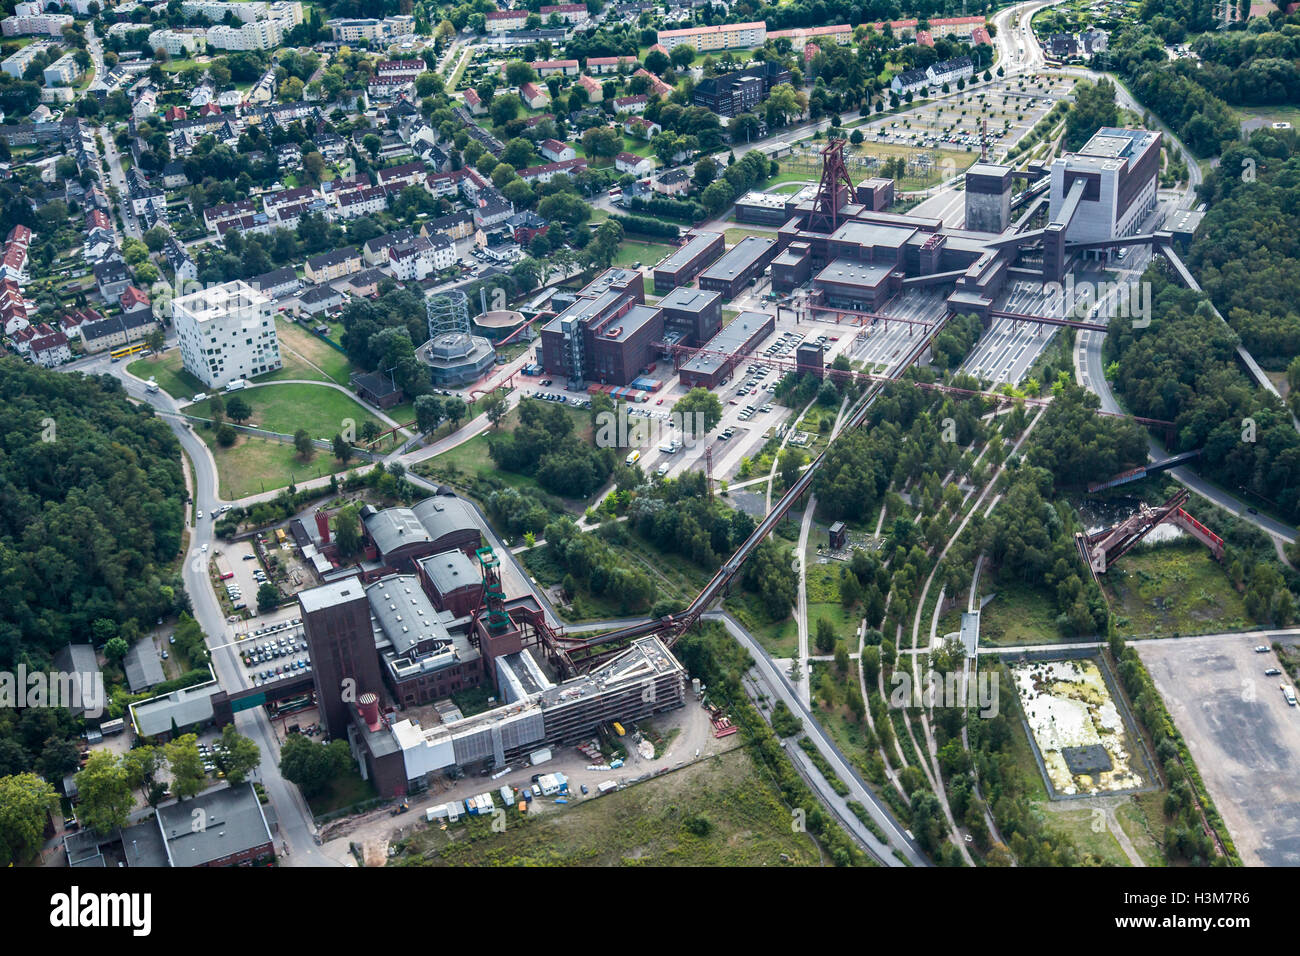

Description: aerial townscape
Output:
[0,0,1298,907]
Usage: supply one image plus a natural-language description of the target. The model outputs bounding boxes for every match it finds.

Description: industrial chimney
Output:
[315,508,331,543]
[358,692,381,731]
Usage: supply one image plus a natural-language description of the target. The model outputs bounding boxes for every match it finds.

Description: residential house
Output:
[303,246,362,283]
[615,152,654,176]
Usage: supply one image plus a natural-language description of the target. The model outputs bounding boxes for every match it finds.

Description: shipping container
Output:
[499,785,514,805]
[528,747,553,767]
[99,718,126,736]
[597,780,617,793]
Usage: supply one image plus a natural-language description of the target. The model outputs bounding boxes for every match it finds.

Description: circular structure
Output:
[472,308,526,341]
[416,331,497,387]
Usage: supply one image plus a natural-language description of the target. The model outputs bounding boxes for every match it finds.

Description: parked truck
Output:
[223,378,248,392]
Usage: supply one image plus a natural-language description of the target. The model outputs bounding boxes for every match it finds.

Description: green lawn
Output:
[978,573,1068,646]
[421,431,542,495]
[306,766,378,818]
[268,318,354,384]
[190,382,383,441]
[611,240,673,268]
[127,350,205,400]
[196,426,364,499]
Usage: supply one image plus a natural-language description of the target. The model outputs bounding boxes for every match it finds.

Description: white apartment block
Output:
[173,280,282,388]
[149,29,207,56]
[207,18,284,50]
[181,1,302,25]
[1049,127,1161,244]
[326,15,414,42]
[655,20,765,52]
[2,41,48,79]
[42,52,81,87]
[1,13,74,37]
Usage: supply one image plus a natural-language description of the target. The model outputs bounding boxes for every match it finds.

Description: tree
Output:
[76,751,134,834]
[482,391,509,428]
[256,581,280,612]
[217,423,237,447]
[332,433,353,464]
[700,179,734,216]
[670,45,696,68]
[672,387,722,436]
[216,725,261,785]
[445,398,466,430]
[834,642,850,674]
[279,734,350,798]
[293,428,313,459]
[104,636,129,664]
[815,615,836,654]
[143,226,170,252]
[333,504,363,558]
[225,395,252,423]
[415,394,443,434]
[0,773,58,865]
[778,447,804,488]
[122,746,164,804]
[164,734,207,800]
[35,736,81,781]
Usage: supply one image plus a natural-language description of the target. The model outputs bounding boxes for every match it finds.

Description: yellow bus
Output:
[110,342,148,360]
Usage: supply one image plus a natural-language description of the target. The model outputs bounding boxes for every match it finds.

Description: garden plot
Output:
[1012,659,1146,797]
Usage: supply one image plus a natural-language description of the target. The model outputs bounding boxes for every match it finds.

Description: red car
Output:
[656,398,664,405]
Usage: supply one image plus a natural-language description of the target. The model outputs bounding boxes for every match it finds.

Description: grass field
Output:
[1105,541,1251,638]
[267,319,354,384]
[195,427,361,499]
[127,350,204,400]
[978,574,1068,645]
[422,431,543,495]
[307,768,378,818]
[391,746,825,866]
[1235,104,1300,129]
[612,239,673,267]
[190,382,383,441]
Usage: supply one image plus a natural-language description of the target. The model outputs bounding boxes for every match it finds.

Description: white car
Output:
[197,510,203,520]
[200,543,209,552]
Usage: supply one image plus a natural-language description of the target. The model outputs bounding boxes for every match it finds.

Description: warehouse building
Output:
[652,230,725,292]
[657,285,722,348]
[676,309,775,389]
[812,258,900,310]
[698,236,779,298]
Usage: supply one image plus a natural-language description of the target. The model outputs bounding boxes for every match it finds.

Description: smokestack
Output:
[315,508,331,543]
[358,692,381,731]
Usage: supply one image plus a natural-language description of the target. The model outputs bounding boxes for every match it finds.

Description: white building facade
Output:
[173,280,281,388]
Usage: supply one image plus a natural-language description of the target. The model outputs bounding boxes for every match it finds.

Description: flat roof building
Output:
[698,236,779,298]
[653,230,725,292]
[656,285,722,348]
[677,309,775,389]
[173,280,280,388]
[1049,126,1161,245]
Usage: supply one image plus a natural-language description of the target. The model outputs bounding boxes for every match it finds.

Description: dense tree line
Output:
[627,471,757,569]
[1105,23,1239,157]
[1185,129,1300,363]
[0,362,187,668]
[982,466,1110,635]
[543,516,658,613]
[1106,272,1300,524]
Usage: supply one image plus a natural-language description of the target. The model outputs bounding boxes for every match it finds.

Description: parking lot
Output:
[236,614,313,690]
[859,76,1074,155]
[1136,632,1300,866]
